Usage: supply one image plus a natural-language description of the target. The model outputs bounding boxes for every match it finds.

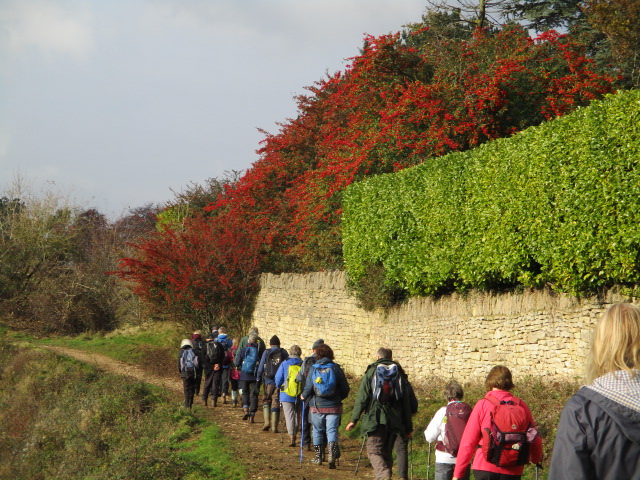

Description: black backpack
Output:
[206,341,225,364]
[192,338,204,358]
[264,348,284,380]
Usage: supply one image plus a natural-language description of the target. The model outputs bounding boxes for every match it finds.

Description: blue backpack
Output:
[311,362,337,397]
[241,345,259,374]
[371,363,403,404]
[181,349,197,377]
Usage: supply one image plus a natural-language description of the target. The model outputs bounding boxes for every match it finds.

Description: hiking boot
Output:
[271,411,280,434]
[288,434,296,447]
[262,405,270,431]
[231,390,238,407]
[327,441,338,469]
[222,394,228,404]
[213,397,218,407]
[202,397,208,407]
[311,445,323,465]
[242,407,250,421]
[249,413,255,423]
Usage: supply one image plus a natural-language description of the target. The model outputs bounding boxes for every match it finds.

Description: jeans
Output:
[310,411,341,444]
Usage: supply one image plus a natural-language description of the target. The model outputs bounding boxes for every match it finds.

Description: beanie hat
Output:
[312,338,324,350]
[270,335,281,346]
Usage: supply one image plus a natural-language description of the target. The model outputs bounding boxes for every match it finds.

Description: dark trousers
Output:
[261,383,280,412]
[194,367,203,395]
[301,401,313,446]
[221,368,231,394]
[202,369,222,401]
[240,380,259,413]
[394,434,409,479]
[182,376,196,408]
[366,426,398,480]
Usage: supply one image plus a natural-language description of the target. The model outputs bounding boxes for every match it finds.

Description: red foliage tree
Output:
[113,212,262,330]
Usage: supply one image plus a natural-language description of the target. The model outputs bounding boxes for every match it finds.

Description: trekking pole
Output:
[299,401,305,469]
[426,442,431,480]
[354,434,366,476]
[409,437,413,480]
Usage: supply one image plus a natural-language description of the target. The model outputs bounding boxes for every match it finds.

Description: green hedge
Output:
[343,89,640,296]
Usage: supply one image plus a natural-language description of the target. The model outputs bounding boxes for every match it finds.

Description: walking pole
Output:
[354,434,366,476]
[409,437,413,480]
[426,442,431,480]
[299,401,305,468]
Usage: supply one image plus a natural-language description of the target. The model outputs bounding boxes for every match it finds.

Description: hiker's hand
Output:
[346,422,356,431]
[214,364,220,371]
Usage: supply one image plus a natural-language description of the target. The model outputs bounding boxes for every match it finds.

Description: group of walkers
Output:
[178,302,640,480]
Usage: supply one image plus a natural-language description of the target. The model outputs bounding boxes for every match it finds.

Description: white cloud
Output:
[0,0,94,59]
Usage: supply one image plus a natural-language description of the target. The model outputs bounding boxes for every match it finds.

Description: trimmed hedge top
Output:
[343,89,640,296]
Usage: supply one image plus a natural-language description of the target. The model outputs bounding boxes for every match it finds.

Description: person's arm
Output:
[547,397,595,480]
[337,365,350,400]
[256,350,268,379]
[274,361,286,389]
[300,366,314,400]
[348,370,370,425]
[424,406,446,443]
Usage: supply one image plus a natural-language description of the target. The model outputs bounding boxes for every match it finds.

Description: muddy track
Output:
[43,346,376,480]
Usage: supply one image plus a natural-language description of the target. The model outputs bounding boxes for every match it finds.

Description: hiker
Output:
[301,343,350,469]
[548,303,640,480]
[297,338,324,450]
[346,347,413,480]
[391,355,419,480]
[228,337,240,407]
[237,326,266,354]
[235,332,264,422]
[178,338,199,409]
[217,326,233,404]
[191,330,205,396]
[424,380,471,480]
[274,344,304,446]
[256,335,289,432]
[202,332,225,407]
[452,365,542,480]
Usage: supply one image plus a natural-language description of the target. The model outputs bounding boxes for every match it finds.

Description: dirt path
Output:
[43,346,375,480]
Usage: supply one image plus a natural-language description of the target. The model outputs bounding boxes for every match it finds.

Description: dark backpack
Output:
[440,401,472,457]
[310,362,337,397]
[264,348,284,380]
[482,396,538,467]
[192,338,204,358]
[206,341,225,365]
[371,363,403,405]
[181,349,197,377]
[241,345,259,375]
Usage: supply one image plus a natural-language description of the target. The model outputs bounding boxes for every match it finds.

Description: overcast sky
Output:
[0,0,427,219]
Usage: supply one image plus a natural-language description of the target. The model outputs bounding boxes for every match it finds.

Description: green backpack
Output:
[284,364,303,397]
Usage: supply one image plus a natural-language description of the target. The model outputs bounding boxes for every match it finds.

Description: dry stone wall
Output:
[251,271,629,383]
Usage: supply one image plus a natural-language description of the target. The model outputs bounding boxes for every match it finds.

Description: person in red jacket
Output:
[453,365,542,480]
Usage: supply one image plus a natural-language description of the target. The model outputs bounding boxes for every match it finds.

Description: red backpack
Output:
[438,401,472,457]
[481,395,538,467]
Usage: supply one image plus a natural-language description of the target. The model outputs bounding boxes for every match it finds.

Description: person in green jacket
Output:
[346,347,414,480]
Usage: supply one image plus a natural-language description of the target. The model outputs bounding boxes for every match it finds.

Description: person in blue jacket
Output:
[256,335,288,432]
[234,332,264,423]
[275,344,303,446]
[301,343,350,469]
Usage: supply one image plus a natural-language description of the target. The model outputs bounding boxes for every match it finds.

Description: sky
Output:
[0,0,428,219]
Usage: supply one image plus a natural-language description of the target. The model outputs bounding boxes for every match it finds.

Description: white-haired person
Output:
[178,338,199,409]
[548,303,640,479]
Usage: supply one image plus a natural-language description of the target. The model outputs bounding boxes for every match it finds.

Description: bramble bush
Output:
[343,89,640,302]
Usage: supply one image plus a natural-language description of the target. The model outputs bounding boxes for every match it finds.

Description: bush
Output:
[343,89,640,302]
